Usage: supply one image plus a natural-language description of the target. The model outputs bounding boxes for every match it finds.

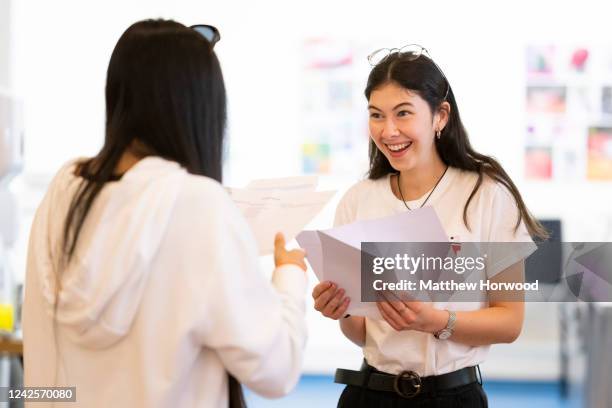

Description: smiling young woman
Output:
[368,82,449,206]
[311,46,548,408]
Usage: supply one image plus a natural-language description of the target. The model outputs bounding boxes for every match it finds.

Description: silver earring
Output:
[436,130,441,139]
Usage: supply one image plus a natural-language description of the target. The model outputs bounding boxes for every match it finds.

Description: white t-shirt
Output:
[334,166,536,376]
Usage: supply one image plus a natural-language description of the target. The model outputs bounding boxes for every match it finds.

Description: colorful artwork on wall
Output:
[527,45,555,76]
[587,127,612,180]
[526,86,567,114]
[525,146,553,180]
[302,142,331,174]
[525,45,612,181]
[300,38,369,176]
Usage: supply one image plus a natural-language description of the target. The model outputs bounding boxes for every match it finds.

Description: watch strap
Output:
[434,310,456,339]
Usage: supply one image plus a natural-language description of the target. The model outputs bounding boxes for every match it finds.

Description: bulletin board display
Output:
[300,39,371,178]
[526,45,612,181]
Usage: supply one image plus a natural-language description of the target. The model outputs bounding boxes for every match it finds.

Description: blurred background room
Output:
[1,0,612,407]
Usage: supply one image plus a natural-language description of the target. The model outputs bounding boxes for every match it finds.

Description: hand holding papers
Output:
[296,207,448,319]
[228,176,335,255]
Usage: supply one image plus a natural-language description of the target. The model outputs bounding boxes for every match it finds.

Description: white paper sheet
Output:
[245,175,318,192]
[296,207,448,319]
[228,176,335,255]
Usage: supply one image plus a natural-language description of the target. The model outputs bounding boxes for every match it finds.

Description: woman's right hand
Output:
[274,233,307,271]
[312,281,350,320]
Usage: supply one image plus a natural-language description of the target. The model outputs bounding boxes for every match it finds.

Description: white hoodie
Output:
[22,157,307,407]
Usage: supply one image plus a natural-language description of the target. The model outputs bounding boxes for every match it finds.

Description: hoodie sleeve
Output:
[191,181,307,398]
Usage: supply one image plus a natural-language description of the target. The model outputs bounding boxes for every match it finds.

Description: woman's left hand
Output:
[376,299,448,334]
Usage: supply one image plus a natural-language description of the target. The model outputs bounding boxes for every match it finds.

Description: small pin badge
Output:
[450,236,462,255]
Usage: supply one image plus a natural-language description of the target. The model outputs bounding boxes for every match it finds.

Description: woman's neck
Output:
[393,159,448,201]
[114,140,150,176]
[114,149,142,176]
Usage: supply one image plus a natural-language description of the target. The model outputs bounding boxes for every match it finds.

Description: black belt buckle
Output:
[393,370,422,398]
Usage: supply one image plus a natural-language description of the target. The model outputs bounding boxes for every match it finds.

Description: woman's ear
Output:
[435,101,451,131]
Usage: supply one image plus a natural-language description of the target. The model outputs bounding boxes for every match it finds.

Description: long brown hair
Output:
[365,52,548,240]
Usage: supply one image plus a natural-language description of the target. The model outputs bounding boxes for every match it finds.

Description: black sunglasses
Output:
[190,24,221,48]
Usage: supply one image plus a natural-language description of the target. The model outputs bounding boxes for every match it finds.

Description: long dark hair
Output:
[365,52,548,240]
[60,19,246,407]
[63,19,226,258]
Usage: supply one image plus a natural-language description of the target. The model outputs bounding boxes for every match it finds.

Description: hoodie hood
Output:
[37,157,186,349]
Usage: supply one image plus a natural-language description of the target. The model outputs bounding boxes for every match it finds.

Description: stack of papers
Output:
[228,176,336,255]
[296,207,448,318]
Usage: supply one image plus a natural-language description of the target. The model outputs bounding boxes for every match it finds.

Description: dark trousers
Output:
[337,378,488,408]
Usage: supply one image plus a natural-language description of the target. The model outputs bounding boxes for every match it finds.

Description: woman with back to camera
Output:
[22,19,308,408]
[312,45,548,407]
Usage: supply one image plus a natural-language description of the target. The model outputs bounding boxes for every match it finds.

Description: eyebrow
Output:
[368,102,414,111]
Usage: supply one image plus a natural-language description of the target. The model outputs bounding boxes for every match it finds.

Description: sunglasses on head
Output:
[368,44,449,101]
[190,24,221,48]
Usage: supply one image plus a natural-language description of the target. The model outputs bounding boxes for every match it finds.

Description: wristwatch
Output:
[434,310,456,340]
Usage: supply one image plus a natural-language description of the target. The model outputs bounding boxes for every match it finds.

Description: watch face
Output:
[438,330,451,340]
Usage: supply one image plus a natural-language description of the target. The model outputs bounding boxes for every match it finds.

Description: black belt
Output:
[335,361,481,399]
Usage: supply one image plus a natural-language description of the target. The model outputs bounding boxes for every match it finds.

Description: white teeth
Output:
[387,142,412,152]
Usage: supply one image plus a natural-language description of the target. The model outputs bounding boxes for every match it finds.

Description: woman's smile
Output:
[385,141,413,157]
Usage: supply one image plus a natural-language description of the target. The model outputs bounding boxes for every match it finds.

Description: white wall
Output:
[11,0,612,220]
[6,0,612,380]
[0,0,11,89]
